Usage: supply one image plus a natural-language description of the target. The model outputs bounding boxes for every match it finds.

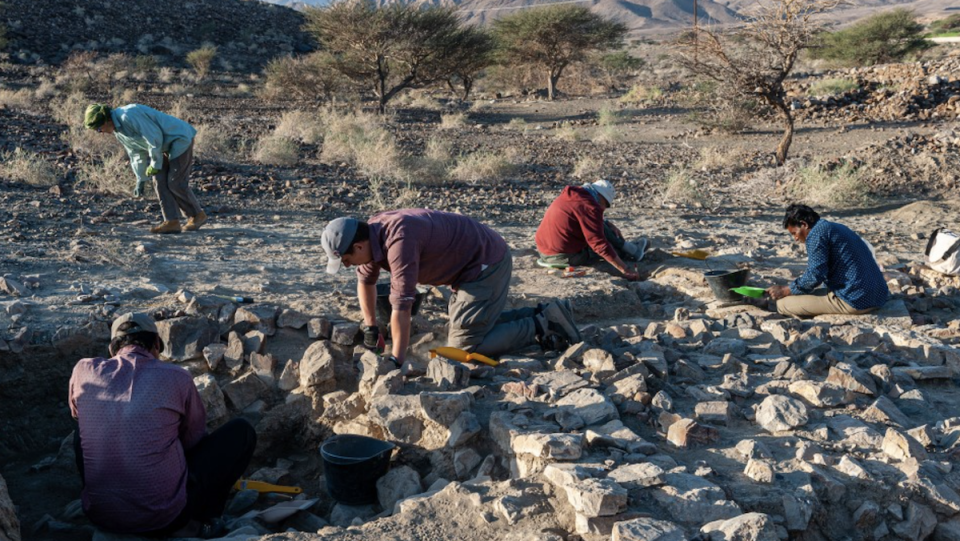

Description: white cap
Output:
[321,217,359,274]
[589,179,615,206]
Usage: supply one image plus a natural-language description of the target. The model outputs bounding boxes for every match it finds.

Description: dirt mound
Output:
[1,0,314,69]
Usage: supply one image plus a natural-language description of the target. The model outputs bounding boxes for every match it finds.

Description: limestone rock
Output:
[700,512,779,541]
[224,331,244,370]
[368,395,424,444]
[653,473,742,524]
[612,518,687,541]
[234,305,278,336]
[299,340,338,389]
[194,374,228,424]
[377,465,421,511]
[307,317,332,340]
[277,308,310,329]
[608,462,666,489]
[0,473,21,541]
[428,357,470,390]
[565,478,628,517]
[826,362,877,396]
[511,433,583,460]
[891,501,936,541]
[881,428,928,462]
[864,396,913,428]
[447,412,482,448]
[787,381,852,408]
[277,360,300,391]
[202,343,226,371]
[556,388,618,426]
[156,316,219,362]
[453,449,482,479]
[419,392,472,427]
[250,352,276,383]
[0,276,26,297]
[756,395,809,433]
[222,372,271,411]
[744,460,774,483]
[331,322,360,346]
[695,401,733,425]
[667,418,719,448]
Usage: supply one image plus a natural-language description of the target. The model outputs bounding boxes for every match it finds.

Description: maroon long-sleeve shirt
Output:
[357,209,508,311]
[69,345,207,533]
[535,186,617,263]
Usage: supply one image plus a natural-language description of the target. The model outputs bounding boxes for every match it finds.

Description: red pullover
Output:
[535,186,617,264]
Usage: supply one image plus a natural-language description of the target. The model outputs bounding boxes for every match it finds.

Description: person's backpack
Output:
[924,228,960,276]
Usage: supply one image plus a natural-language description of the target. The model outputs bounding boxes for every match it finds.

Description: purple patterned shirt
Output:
[69,345,206,533]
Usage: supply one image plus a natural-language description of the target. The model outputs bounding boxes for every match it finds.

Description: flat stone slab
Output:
[814,299,911,328]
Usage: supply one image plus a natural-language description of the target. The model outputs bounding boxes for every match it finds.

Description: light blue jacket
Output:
[111,104,196,184]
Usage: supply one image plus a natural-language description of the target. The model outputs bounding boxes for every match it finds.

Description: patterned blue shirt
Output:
[790,220,889,310]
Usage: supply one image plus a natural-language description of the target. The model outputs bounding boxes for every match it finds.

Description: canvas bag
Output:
[924,228,960,276]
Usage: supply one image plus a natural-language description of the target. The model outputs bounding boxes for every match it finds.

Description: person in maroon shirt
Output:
[69,313,257,537]
[321,209,582,364]
[535,180,645,280]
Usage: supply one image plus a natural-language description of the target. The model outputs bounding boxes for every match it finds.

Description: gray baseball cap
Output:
[321,217,359,274]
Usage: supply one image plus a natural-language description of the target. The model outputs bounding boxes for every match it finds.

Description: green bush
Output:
[186,44,217,79]
[927,14,960,36]
[813,9,930,66]
[809,78,859,96]
[600,51,644,75]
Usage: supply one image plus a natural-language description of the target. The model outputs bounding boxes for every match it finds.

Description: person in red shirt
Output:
[69,313,256,537]
[535,180,645,280]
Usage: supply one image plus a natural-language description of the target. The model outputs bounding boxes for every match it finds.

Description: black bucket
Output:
[375,283,428,323]
[320,435,396,505]
[704,269,749,303]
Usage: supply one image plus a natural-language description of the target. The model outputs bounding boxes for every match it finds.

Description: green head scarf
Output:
[84,104,112,130]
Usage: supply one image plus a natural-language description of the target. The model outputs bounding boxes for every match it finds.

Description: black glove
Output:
[362,325,380,351]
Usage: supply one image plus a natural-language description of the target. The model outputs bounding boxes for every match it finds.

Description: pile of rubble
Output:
[789,57,960,124]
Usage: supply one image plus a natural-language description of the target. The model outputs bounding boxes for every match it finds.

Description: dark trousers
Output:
[76,418,257,535]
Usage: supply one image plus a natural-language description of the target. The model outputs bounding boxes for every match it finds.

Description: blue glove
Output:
[145,166,161,176]
[134,180,145,197]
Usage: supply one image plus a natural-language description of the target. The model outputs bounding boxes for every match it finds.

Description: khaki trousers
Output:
[154,142,203,222]
[447,253,538,357]
[777,290,878,318]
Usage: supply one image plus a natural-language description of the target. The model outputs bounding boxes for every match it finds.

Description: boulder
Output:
[612,518,687,541]
[224,331,244,370]
[234,304,278,336]
[565,478,628,517]
[202,343,226,371]
[756,395,809,433]
[0,276,26,297]
[427,357,470,390]
[694,401,733,425]
[555,388,618,426]
[368,395,424,444]
[277,308,310,329]
[221,372,271,411]
[447,412,482,447]
[307,317,332,340]
[331,322,360,346]
[787,381,852,408]
[299,340,338,389]
[277,360,300,391]
[608,463,665,489]
[376,465,422,511]
[419,392,472,427]
[826,362,877,395]
[653,473,742,524]
[882,428,928,461]
[156,316,219,362]
[700,512,779,541]
[194,374,228,424]
[0,473,20,541]
[667,419,719,448]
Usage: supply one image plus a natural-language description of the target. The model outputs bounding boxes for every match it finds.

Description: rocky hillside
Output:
[0,0,314,69]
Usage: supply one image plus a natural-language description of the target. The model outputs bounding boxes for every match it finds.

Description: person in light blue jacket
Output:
[84,104,207,234]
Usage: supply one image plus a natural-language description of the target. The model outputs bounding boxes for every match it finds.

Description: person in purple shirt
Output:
[321,209,582,365]
[69,313,257,537]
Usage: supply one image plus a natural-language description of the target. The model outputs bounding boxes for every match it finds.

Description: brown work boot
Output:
[150,220,182,234]
[183,211,207,232]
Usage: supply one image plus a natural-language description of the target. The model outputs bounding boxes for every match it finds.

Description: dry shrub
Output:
[253,134,300,166]
[261,53,349,102]
[77,152,130,195]
[573,155,606,179]
[450,149,519,183]
[62,128,120,159]
[439,113,467,130]
[808,78,859,97]
[597,106,621,126]
[660,168,705,206]
[0,148,59,186]
[194,123,238,163]
[0,88,34,110]
[696,146,742,171]
[320,109,402,180]
[49,91,88,126]
[792,162,869,208]
[112,87,137,104]
[507,117,528,131]
[34,80,58,100]
[592,125,622,144]
[408,136,454,184]
[169,98,193,122]
[555,121,581,142]
[186,45,217,80]
[620,84,663,104]
[275,110,324,145]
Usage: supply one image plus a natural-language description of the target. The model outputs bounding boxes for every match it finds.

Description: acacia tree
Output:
[813,9,930,66]
[444,26,495,102]
[492,5,626,100]
[304,1,467,113]
[678,0,842,165]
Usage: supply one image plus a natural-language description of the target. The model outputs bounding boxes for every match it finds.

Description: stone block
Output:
[694,401,733,425]
[307,317,332,340]
[787,381,852,408]
[427,357,470,391]
[377,465,421,511]
[566,478,628,518]
[608,462,665,489]
[826,362,877,396]
[234,305,278,336]
[331,322,360,346]
[299,340,338,389]
[194,374,228,424]
[667,418,719,448]
[882,428,928,462]
[222,371,271,410]
[756,395,808,433]
[556,388,618,426]
[612,518,687,541]
[156,316,219,362]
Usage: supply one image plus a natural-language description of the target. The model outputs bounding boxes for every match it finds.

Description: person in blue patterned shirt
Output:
[767,204,889,318]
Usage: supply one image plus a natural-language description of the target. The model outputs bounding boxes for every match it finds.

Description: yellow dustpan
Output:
[671,249,711,260]
[430,347,499,367]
